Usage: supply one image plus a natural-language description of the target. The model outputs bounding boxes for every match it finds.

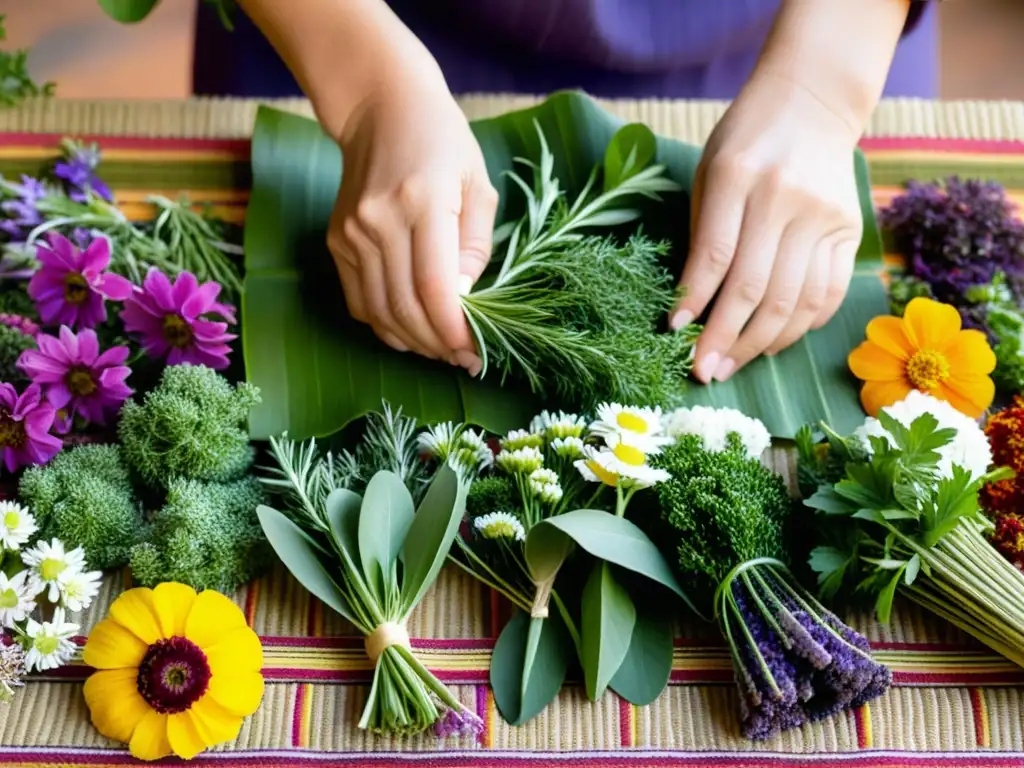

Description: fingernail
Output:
[695,351,720,384]
[670,310,693,331]
[454,349,483,377]
[458,274,474,296]
[712,357,736,382]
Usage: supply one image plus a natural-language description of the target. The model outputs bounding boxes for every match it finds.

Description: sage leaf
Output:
[324,488,362,567]
[581,561,636,700]
[358,471,415,602]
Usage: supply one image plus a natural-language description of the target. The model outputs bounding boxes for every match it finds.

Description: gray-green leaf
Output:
[490,609,569,725]
[608,606,673,705]
[324,488,362,567]
[358,471,415,601]
[581,561,636,700]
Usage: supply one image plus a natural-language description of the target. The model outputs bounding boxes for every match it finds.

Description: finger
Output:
[333,256,369,324]
[720,224,819,375]
[671,159,746,330]
[358,244,422,354]
[812,237,858,330]
[457,173,499,295]
[692,207,783,384]
[765,244,831,356]
[413,204,476,355]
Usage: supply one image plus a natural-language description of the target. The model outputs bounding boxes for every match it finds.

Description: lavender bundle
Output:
[653,406,891,740]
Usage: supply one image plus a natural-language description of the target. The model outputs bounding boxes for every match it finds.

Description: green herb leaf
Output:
[603,124,657,191]
[875,565,906,624]
[580,561,636,700]
[804,486,855,515]
[905,553,921,585]
[324,488,362,568]
[608,606,673,705]
[398,466,466,617]
[808,545,854,600]
[358,471,415,602]
[923,466,979,547]
[97,0,161,23]
[490,609,569,725]
[524,523,574,583]
[852,508,887,525]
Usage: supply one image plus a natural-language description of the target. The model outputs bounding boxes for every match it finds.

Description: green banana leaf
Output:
[243,91,886,441]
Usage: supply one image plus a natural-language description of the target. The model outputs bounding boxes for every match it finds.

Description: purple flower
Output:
[0,176,46,243]
[121,269,237,370]
[0,313,39,338]
[54,142,112,203]
[0,382,62,473]
[17,326,131,427]
[27,234,133,329]
[433,705,484,740]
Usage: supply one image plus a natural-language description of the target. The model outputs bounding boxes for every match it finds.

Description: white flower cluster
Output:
[855,390,991,482]
[473,511,526,542]
[575,404,671,489]
[663,405,771,460]
[528,468,563,504]
[417,422,493,476]
[529,411,588,441]
[0,502,102,683]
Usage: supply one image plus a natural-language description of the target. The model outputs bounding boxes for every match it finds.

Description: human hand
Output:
[326,64,496,374]
[670,70,864,384]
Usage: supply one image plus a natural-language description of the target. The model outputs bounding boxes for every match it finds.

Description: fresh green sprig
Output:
[0,16,54,109]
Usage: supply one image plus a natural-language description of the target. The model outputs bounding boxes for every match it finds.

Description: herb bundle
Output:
[801,390,1024,667]
[653,406,890,740]
[461,124,698,409]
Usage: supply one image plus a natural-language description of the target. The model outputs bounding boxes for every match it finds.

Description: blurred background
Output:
[1,0,1022,101]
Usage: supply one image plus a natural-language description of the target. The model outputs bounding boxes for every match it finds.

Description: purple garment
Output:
[193,0,937,99]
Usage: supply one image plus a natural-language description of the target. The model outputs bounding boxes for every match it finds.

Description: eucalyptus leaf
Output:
[98,0,161,23]
[608,606,673,706]
[398,465,466,617]
[490,609,569,726]
[256,505,358,625]
[524,524,574,583]
[581,561,636,700]
[324,488,362,566]
[358,471,415,601]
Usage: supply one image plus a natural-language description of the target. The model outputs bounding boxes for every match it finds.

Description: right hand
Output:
[326,62,496,374]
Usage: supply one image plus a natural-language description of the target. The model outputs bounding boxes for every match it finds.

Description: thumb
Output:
[457,173,499,296]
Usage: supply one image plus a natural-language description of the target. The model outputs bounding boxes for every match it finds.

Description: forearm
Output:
[752,0,912,139]
[235,0,441,141]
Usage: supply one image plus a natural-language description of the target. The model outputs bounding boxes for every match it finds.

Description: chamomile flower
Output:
[530,410,587,440]
[417,422,459,459]
[455,428,494,473]
[58,568,102,612]
[0,502,37,552]
[495,446,544,474]
[474,511,526,542]
[501,429,544,451]
[21,539,86,603]
[551,436,586,460]
[591,403,672,450]
[528,468,563,504]
[419,423,493,476]
[0,572,36,628]
[575,436,670,490]
[664,405,771,460]
[23,608,79,672]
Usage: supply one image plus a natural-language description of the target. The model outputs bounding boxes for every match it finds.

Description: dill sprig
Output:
[0,16,54,109]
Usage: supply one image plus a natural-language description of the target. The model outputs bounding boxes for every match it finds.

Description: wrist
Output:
[751,0,911,138]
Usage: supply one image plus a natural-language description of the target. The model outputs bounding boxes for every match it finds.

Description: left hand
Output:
[671,70,865,384]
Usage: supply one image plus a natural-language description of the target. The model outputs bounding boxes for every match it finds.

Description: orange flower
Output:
[848,297,996,418]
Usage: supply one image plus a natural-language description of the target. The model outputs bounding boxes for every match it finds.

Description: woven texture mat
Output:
[2,97,1024,767]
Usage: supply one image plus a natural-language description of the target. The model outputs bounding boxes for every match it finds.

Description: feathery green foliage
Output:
[0,325,34,383]
[466,475,517,520]
[18,444,143,570]
[118,364,259,487]
[0,16,54,108]
[0,288,37,319]
[129,477,270,592]
[652,435,792,606]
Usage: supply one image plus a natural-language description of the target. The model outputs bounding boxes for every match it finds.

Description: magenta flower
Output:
[27,234,133,329]
[0,313,39,338]
[0,382,62,473]
[17,326,132,427]
[121,269,237,370]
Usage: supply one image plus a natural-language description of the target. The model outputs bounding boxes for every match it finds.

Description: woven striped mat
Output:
[1,97,1024,768]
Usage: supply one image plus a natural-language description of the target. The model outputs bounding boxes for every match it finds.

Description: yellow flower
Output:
[82,583,264,762]
[848,297,996,419]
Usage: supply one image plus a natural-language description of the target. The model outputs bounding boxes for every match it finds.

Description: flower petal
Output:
[864,315,916,360]
[943,329,997,376]
[171,272,200,309]
[188,695,244,747]
[903,297,962,349]
[151,582,198,639]
[184,590,247,650]
[860,379,912,417]
[83,618,148,670]
[109,588,164,645]
[141,269,174,311]
[97,272,134,301]
[938,374,995,419]
[77,329,100,365]
[167,712,209,760]
[207,672,264,717]
[848,341,905,382]
[83,668,150,745]
[204,627,263,676]
[129,710,172,762]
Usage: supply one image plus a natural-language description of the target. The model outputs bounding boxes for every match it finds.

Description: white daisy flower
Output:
[495,446,544,475]
[551,436,586,460]
[21,539,86,603]
[855,390,991,482]
[0,502,37,552]
[23,608,79,672]
[574,435,670,490]
[664,405,771,460]
[473,511,526,542]
[591,403,672,451]
[529,410,587,440]
[456,429,494,472]
[501,429,544,451]
[528,468,564,504]
[417,422,459,459]
[58,568,103,613]
[0,571,36,629]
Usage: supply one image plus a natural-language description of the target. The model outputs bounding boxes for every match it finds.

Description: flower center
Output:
[0,411,25,449]
[137,636,211,714]
[905,350,950,391]
[38,558,66,582]
[586,459,620,487]
[611,442,647,467]
[34,635,59,655]
[3,511,19,529]
[63,272,90,305]
[66,367,96,397]
[481,521,516,539]
[615,412,649,434]
[0,589,18,609]
[162,314,194,349]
